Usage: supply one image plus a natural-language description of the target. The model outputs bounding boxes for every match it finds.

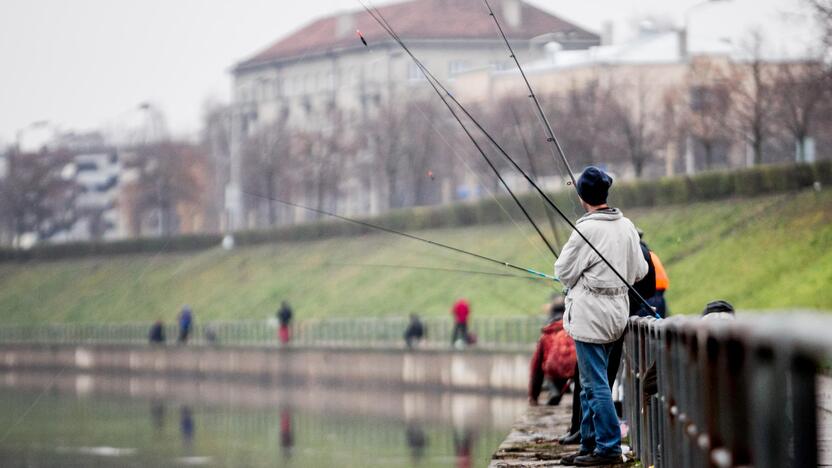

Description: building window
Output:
[689,85,728,113]
[448,60,471,77]
[407,62,426,81]
[490,60,512,71]
[273,78,283,98]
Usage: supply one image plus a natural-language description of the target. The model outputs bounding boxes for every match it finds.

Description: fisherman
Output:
[555,166,648,466]
[642,300,737,397]
[404,313,426,349]
[277,300,293,344]
[178,306,193,344]
[528,295,576,406]
[451,298,471,348]
[648,244,670,318]
[559,231,656,446]
[701,300,735,320]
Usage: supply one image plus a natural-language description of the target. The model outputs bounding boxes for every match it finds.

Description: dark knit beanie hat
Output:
[577,166,613,206]
[702,300,735,317]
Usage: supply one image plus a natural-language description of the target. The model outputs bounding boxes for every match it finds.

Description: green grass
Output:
[0,188,830,324]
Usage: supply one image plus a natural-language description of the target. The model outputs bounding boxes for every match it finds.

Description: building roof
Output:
[521,31,684,73]
[236,0,598,70]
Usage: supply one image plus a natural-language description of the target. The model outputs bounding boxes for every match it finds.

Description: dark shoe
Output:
[559,450,590,465]
[558,431,581,445]
[573,452,623,466]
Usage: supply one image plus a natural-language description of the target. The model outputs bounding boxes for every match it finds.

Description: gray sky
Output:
[0,0,816,145]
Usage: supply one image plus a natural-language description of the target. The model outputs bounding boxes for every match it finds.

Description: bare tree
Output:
[401,99,447,207]
[548,80,619,170]
[241,116,293,227]
[726,31,777,166]
[0,149,79,245]
[605,73,664,177]
[773,60,828,162]
[365,101,408,209]
[808,0,832,54]
[129,141,202,236]
[686,58,735,170]
[297,111,350,218]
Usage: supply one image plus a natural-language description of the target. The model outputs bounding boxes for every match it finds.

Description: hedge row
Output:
[1,160,829,262]
[0,234,223,262]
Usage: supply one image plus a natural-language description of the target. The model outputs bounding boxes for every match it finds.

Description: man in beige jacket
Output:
[555,166,648,466]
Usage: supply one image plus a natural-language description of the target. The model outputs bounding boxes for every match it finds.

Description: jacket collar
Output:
[576,207,622,225]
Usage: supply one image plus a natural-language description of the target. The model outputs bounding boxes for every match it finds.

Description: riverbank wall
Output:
[0,343,530,395]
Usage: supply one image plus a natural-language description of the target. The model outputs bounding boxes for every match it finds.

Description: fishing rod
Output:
[242,190,560,284]
[507,103,563,248]
[359,2,659,316]
[481,0,578,189]
[283,260,552,283]
[356,4,559,260]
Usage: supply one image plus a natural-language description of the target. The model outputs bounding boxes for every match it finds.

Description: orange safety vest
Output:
[650,251,669,291]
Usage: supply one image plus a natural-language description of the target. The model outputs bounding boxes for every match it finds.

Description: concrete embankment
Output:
[0,343,530,395]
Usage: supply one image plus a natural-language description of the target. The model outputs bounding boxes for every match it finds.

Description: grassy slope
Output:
[0,188,829,324]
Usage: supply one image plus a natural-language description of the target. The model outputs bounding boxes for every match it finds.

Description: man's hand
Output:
[528,398,539,407]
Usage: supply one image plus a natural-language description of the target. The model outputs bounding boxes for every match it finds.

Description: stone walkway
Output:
[489,395,636,468]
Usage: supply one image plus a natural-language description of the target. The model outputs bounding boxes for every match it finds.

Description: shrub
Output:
[1,161,826,263]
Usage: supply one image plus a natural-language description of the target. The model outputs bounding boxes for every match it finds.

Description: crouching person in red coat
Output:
[529,296,577,406]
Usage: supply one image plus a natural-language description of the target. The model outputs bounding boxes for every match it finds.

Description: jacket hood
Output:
[541,320,564,334]
[576,207,622,225]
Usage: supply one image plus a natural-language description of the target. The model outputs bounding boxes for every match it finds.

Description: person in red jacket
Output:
[451,299,471,347]
[529,297,577,406]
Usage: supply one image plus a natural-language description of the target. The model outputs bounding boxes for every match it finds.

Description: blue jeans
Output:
[575,340,621,456]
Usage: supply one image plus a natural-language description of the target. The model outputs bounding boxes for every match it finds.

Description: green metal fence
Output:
[0,316,544,350]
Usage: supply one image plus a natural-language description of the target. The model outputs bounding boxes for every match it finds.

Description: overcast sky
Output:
[0,0,817,145]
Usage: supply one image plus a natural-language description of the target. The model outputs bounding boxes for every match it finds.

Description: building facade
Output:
[228,0,600,229]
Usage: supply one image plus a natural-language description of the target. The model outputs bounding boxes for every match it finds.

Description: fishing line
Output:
[277,260,552,283]
[481,0,578,189]
[242,190,560,284]
[506,102,564,247]
[359,2,658,315]
[356,1,559,260]
[406,101,550,260]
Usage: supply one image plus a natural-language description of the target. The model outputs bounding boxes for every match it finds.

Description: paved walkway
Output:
[489,395,635,467]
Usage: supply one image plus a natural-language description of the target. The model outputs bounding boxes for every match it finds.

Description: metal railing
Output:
[624,314,831,468]
[0,316,543,350]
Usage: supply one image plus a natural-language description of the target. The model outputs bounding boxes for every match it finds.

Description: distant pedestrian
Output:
[404,314,426,349]
[451,299,470,348]
[277,301,293,344]
[528,296,576,406]
[178,306,193,344]
[149,320,165,345]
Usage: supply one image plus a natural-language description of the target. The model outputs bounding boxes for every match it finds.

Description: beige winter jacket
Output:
[555,208,648,344]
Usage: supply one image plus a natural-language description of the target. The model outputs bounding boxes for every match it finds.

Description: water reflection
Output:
[150,400,165,434]
[181,405,195,456]
[453,429,473,468]
[405,424,427,462]
[280,407,294,460]
[0,371,524,467]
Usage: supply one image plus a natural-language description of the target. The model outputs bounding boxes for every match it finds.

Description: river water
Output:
[0,372,525,467]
